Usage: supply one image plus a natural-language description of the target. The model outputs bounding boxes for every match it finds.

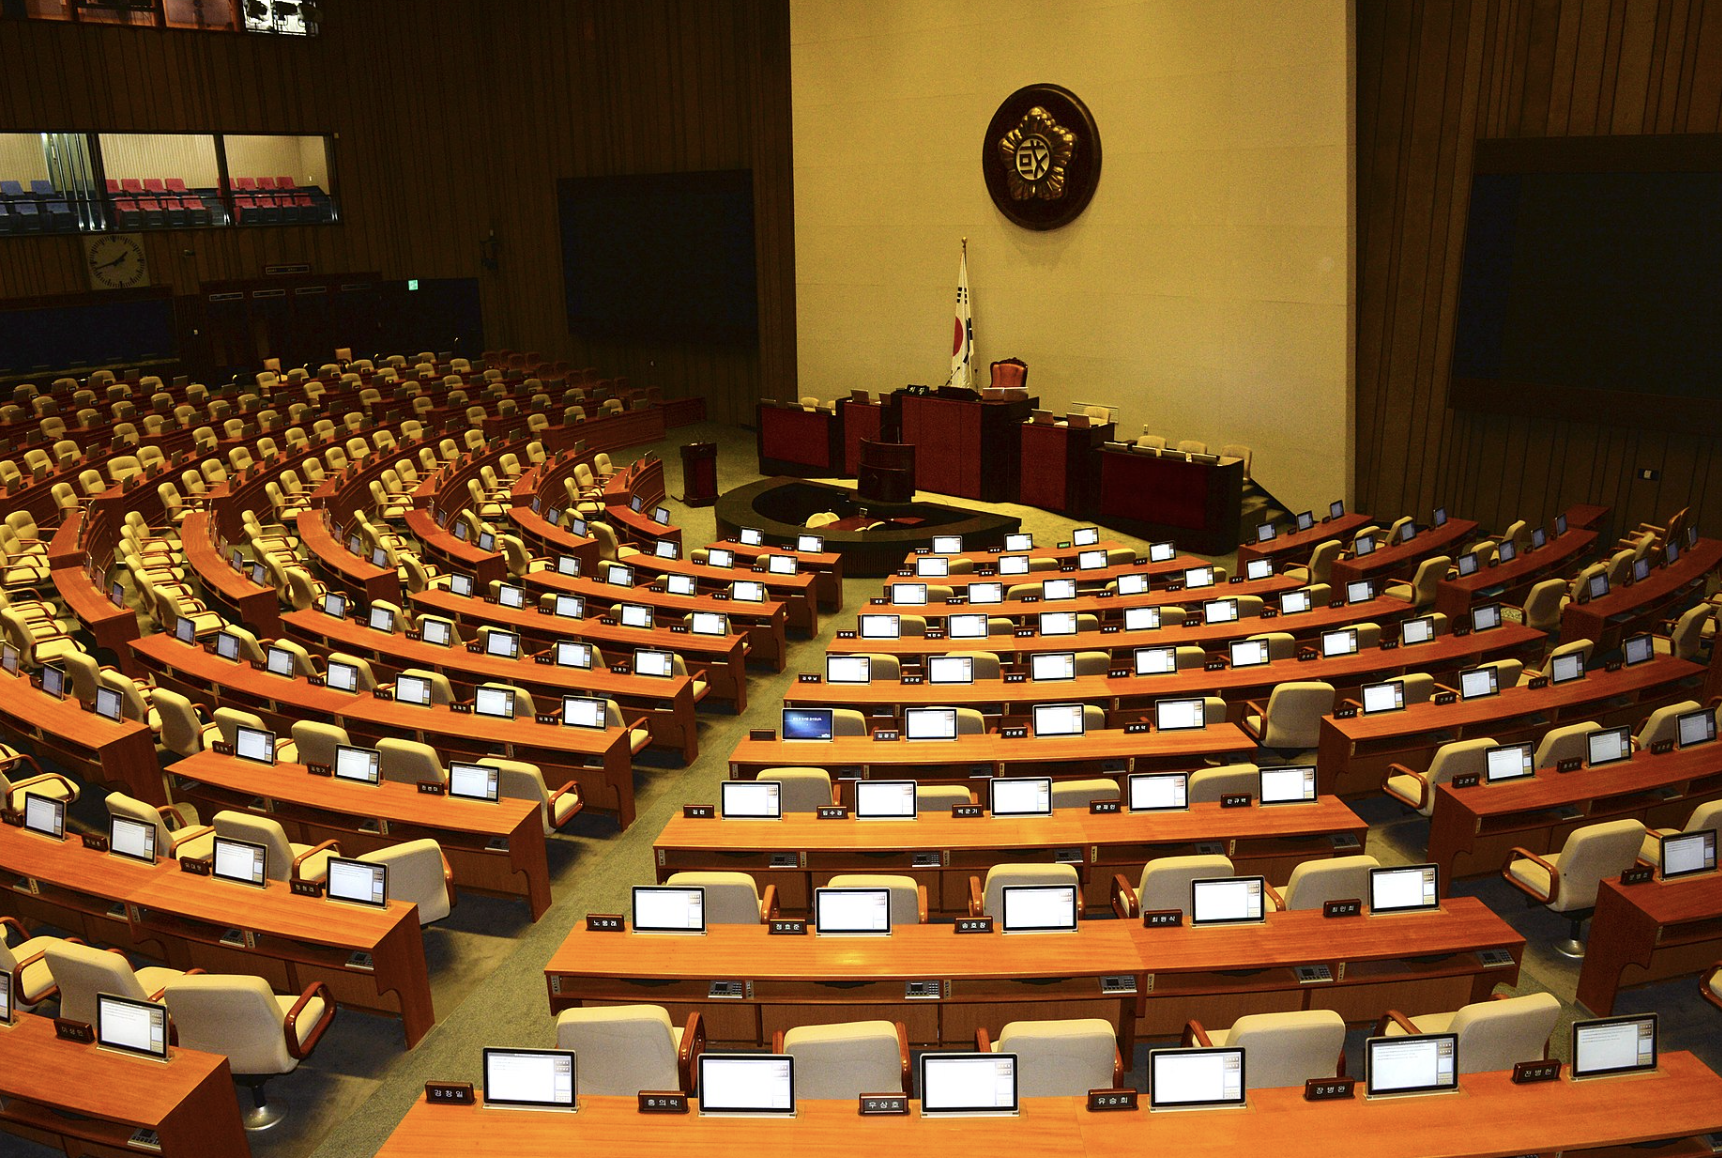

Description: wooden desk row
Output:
[1579,870,1722,1016]
[654,799,1368,916]
[0,667,163,802]
[1433,519,1602,620]
[1237,511,1373,566]
[0,821,434,1047]
[1330,517,1481,587]
[1561,536,1722,653]
[873,572,1306,622]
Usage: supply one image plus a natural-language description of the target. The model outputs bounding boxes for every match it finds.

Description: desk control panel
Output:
[1478,948,1515,969]
[1295,964,1334,984]
[904,980,943,1000]
[1099,974,1138,995]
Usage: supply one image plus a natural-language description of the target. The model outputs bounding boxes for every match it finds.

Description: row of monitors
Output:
[718,768,1318,820]
[1474,716,1719,778]
[315,586,741,634]
[896,557,1270,591]
[15,795,390,904]
[1258,504,1450,545]
[0,979,174,1065]
[782,699,1196,739]
[479,1014,1659,1115]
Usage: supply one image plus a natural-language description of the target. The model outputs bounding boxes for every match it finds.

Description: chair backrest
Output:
[1534,721,1601,768]
[1637,700,1701,748]
[150,688,205,757]
[212,812,295,881]
[553,1006,679,1095]
[1403,737,1498,816]
[1683,799,1722,833]
[831,709,869,737]
[1668,604,1713,660]
[360,839,451,924]
[44,941,149,1025]
[1050,778,1119,809]
[1258,682,1335,748]
[994,1019,1116,1097]
[1552,819,1647,910]
[914,785,972,811]
[1186,764,1257,804]
[981,863,1079,918]
[665,871,761,924]
[825,874,922,925]
[1137,854,1234,913]
[783,1020,904,1099]
[290,720,350,768]
[1448,993,1562,1074]
[1225,1010,1346,1089]
[377,738,445,785]
[946,650,1001,679]
[767,767,833,813]
[1281,855,1381,910]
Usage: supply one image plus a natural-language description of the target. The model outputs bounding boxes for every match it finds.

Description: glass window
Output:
[98,133,225,230]
[222,135,336,224]
[0,132,104,235]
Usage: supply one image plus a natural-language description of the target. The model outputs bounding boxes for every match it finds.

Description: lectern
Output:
[858,439,915,504]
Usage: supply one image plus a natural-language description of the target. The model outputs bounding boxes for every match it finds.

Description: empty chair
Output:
[554,1005,703,1095]
[0,754,78,811]
[1502,819,1647,957]
[377,738,445,785]
[665,871,775,924]
[1637,700,1702,749]
[776,1021,908,1098]
[1240,682,1334,755]
[1112,853,1234,918]
[759,767,834,812]
[1655,604,1713,661]
[1524,638,1593,684]
[1383,737,1497,816]
[478,757,580,833]
[359,839,454,925]
[1534,721,1602,769]
[1377,992,1562,1073]
[1187,764,1258,804]
[213,812,338,882]
[0,915,75,1010]
[1640,799,1722,867]
[288,721,350,769]
[45,940,187,1027]
[106,791,215,860]
[969,862,1079,919]
[162,974,334,1129]
[401,668,457,705]
[1183,1010,1345,1089]
[914,784,973,811]
[979,1019,1120,1097]
[1266,855,1381,910]
[1385,555,1450,607]
[824,874,926,924]
[1050,777,1119,809]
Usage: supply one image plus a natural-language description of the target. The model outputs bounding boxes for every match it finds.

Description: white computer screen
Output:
[1623,635,1654,665]
[802,535,827,554]
[322,592,347,617]
[1259,766,1316,804]
[1367,1035,1456,1095]
[1245,558,1275,581]
[1588,726,1632,766]
[1472,604,1502,631]
[948,614,988,638]
[1005,533,1032,552]
[916,556,949,578]
[1186,567,1215,588]
[699,1056,794,1114]
[1498,540,1517,562]
[1001,885,1078,932]
[213,837,266,886]
[921,1055,1018,1115]
[265,647,295,676]
[766,555,796,575]
[1587,573,1609,600]
[814,888,891,934]
[933,535,964,553]
[94,686,123,721]
[1204,599,1237,624]
[109,815,156,862]
[448,763,499,802]
[450,574,474,597]
[327,858,387,906]
[556,641,594,669]
[1280,590,1312,615]
[1354,535,1376,556]
[707,548,735,568]
[1257,523,1276,542]
[1129,772,1188,811]
[904,708,958,740]
[1155,699,1205,730]
[557,556,581,576]
[485,631,520,658]
[235,726,275,764]
[1136,646,1177,675]
[1044,578,1077,600]
[859,614,899,639]
[1031,703,1085,737]
[1230,639,1270,668]
[1150,1049,1245,1109]
[1370,865,1439,913]
[663,574,695,596]
[733,580,766,602]
[999,554,1030,575]
[927,655,973,684]
[173,620,195,644]
[720,780,781,819]
[334,745,380,784]
[1297,512,1314,530]
[563,697,607,729]
[1117,573,1150,595]
[1191,877,1264,925]
[498,584,525,609]
[854,780,916,819]
[968,582,1003,604]
[1347,580,1373,603]
[368,607,394,633]
[1031,652,1075,681]
[1661,830,1717,880]
[635,649,674,678]
[23,794,62,839]
[1572,1016,1657,1078]
[1678,709,1715,747]
[620,605,653,629]
[1321,629,1357,657]
[691,612,727,636]
[319,658,358,693]
[1399,523,1416,542]
[825,655,870,684]
[1074,527,1100,546]
[97,995,167,1060]
[1124,606,1161,631]
[1361,682,1404,714]
[554,594,584,619]
[0,968,10,1025]
[475,688,514,719]
[892,583,928,606]
[1551,652,1584,683]
[215,632,240,661]
[1149,542,1176,562]
[989,778,1052,817]
[422,618,453,647]
[1078,550,1107,570]
[605,565,633,587]
[484,1049,575,1110]
[1459,668,1497,699]
[1039,612,1077,636]
[1401,616,1434,644]
[739,528,763,546]
[1485,744,1534,783]
[632,887,705,932]
[1457,553,1479,576]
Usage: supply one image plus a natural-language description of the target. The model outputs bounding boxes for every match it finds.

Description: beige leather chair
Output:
[1534,721,1601,769]
[1050,777,1119,809]
[361,839,454,925]
[213,811,338,882]
[0,753,78,811]
[914,784,973,811]
[1184,1010,1345,1088]
[970,862,1079,919]
[1378,992,1561,1073]
[980,1019,1121,1096]
[1112,854,1234,919]
[1503,819,1647,956]
[377,738,445,786]
[288,721,350,769]
[162,974,335,1129]
[554,1005,704,1094]
[1241,682,1334,755]
[106,791,215,860]
[1640,799,1722,867]
[0,916,74,1009]
[777,1020,909,1098]
[665,871,776,924]
[44,940,186,1026]
[1266,855,1380,911]
[1637,701,1702,749]
[479,757,581,833]
[762,767,835,813]
[825,874,927,925]
[1187,764,1259,803]
[1383,737,1497,817]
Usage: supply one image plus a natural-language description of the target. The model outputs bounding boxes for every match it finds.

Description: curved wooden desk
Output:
[1560,536,1722,653]
[1329,518,1481,587]
[1578,870,1722,1016]
[0,666,162,802]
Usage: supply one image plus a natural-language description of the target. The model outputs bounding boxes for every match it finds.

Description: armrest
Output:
[759,883,779,922]
[1341,698,1362,712]
[968,875,984,918]
[770,1029,784,1053]
[895,1022,911,1087]
[1702,962,1722,1013]
[1373,1009,1419,1036]
[625,714,651,735]
[0,915,32,943]
[1382,763,1430,810]
[1263,882,1287,910]
[1182,1019,1212,1048]
[290,840,341,879]
[545,783,580,824]
[975,1027,992,1054]
[10,772,79,804]
[916,884,929,925]
[1501,846,1561,905]
[441,851,456,910]
[1113,1046,1124,1087]
[676,1014,705,1092]
[159,804,194,830]
[1237,700,1268,740]
[1111,873,1138,919]
[1434,683,1460,696]
[0,752,46,782]
[284,980,336,1060]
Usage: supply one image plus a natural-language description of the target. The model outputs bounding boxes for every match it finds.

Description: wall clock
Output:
[83,233,150,290]
[982,84,1102,231]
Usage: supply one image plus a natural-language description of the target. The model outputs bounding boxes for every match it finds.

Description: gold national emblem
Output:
[998,107,1076,201]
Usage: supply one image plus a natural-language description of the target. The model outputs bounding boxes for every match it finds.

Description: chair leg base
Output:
[1553,937,1587,959]
[242,1102,286,1131]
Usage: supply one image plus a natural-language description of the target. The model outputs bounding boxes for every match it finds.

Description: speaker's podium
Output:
[897,387,1037,501]
[1019,414,1114,515]
[857,439,915,504]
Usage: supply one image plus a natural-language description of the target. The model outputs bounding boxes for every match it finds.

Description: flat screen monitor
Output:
[482,1048,576,1112]
[782,707,834,741]
[629,495,643,513]
[652,505,671,526]
[450,573,474,597]
[853,780,917,819]
[1365,1034,1458,1098]
[665,573,695,596]
[173,619,196,644]
[904,707,958,740]
[1401,615,1435,645]
[1458,667,1499,700]
[697,1055,794,1116]
[1128,772,1188,812]
[1572,1015,1658,1080]
[1622,634,1654,666]
[477,531,496,553]
[1361,681,1406,714]
[1433,507,1448,527]
[569,517,588,537]
[1123,606,1160,631]
[264,645,296,677]
[1369,864,1440,914]
[0,967,11,1026]
[562,696,608,730]
[1135,646,1177,675]
[1498,539,1517,563]
[1660,829,1717,881]
[1399,523,1417,543]
[454,522,470,542]
[967,582,1004,604]
[1148,542,1176,563]
[1259,765,1317,804]
[1073,527,1100,546]
[1320,628,1358,657]
[813,887,891,935]
[915,556,949,578]
[1203,598,1237,624]
[1347,579,1373,604]
[1354,534,1376,557]
[1484,742,1534,783]
[1550,651,1585,684]
[1031,702,1085,737]
[1587,725,1633,768]
[998,554,1030,575]
[1456,552,1480,577]
[556,555,581,577]
[1155,698,1205,731]
[96,994,168,1062]
[1330,500,1345,519]
[634,648,675,678]
[1530,527,1546,549]
[484,630,521,659]
[825,655,870,684]
[234,724,276,765]
[604,564,633,588]
[1256,523,1276,543]
[1296,511,1315,531]
[1077,549,1107,571]
[215,631,241,661]
[448,762,500,802]
[927,655,973,685]
[948,613,988,639]
[497,584,526,609]
[1471,603,1502,632]
[858,614,899,639]
[1186,565,1219,589]
[326,659,361,693]
[616,603,652,629]
[989,777,1052,817]
[1229,639,1270,668]
[553,594,585,619]
[22,793,63,840]
[766,554,796,575]
[739,528,763,546]
[94,685,124,721]
[1116,572,1150,595]
[370,547,390,569]
[474,687,515,720]
[555,641,595,669]
[109,814,157,863]
[1030,652,1076,681]
[212,836,267,887]
[1039,611,1077,636]
[1043,578,1077,600]
[920,1054,1018,1117]
[334,744,381,785]
[1190,876,1265,926]
[720,780,781,820]
[1245,558,1275,581]
[1554,513,1569,535]
[732,580,765,602]
[690,612,728,636]
[1148,1048,1246,1111]
[932,535,963,554]
[1000,884,1078,933]
[1678,708,1716,748]
[1005,533,1032,551]
[891,582,927,606]
[367,606,394,633]
[707,547,735,568]
[1280,590,1312,615]
[326,857,388,907]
